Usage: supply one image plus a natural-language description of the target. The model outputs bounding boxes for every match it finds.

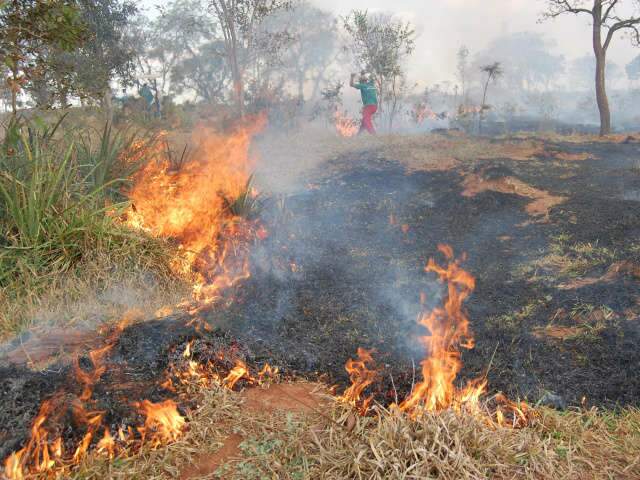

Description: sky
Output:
[141,0,640,84]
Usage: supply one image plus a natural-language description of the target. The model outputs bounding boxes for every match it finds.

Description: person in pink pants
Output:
[350,72,378,135]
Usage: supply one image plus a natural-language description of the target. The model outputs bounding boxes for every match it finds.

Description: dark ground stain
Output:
[213,138,640,408]
[2,137,639,461]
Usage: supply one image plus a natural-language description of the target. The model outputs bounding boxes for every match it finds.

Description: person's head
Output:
[359,71,371,84]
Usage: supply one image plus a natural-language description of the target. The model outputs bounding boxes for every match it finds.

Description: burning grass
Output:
[64,381,640,480]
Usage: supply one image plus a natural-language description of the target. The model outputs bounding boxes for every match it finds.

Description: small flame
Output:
[136,400,185,447]
[222,360,253,390]
[74,344,113,402]
[334,110,359,137]
[339,348,378,415]
[4,451,24,480]
[96,428,116,459]
[257,363,279,383]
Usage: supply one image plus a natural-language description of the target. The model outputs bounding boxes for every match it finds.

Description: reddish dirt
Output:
[180,383,327,479]
[462,173,567,220]
[5,328,99,366]
[180,433,244,480]
[242,382,328,414]
[532,326,582,340]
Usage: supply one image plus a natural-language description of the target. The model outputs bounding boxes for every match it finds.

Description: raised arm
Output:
[350,73,357,88]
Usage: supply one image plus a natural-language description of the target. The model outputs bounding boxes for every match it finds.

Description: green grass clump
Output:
[0,116,175,337]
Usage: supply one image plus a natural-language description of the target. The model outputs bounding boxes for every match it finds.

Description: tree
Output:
[130,0,216,113]
[626,53,640,81]
[208,0,293,117]
[276,1,338,101]
[0,0,85,114]
[171,40,230,102]
[456,45,470,106]
[342,10,416,131]
[570,54,621,90]
[474,32,565,92]
[478,62,503,134]
[73,0,137,111]
[542,0,640,135]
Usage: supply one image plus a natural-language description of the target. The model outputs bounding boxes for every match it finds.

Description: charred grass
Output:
[4,128,640,478]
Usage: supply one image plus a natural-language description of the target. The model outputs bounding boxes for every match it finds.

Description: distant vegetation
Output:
[1,1,640,134]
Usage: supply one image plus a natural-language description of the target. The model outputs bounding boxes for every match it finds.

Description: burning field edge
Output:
[70,382,640,480]
[2,124,640,479]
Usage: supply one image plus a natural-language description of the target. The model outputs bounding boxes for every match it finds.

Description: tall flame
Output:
[126,118,266,304]
[400,245,486,415]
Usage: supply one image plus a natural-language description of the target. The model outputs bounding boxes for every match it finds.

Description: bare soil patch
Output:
[462,171,567,219]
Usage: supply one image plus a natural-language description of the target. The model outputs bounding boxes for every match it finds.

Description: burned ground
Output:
[1,133,639,467]
[214,134,640,408]
[0,317,257,460]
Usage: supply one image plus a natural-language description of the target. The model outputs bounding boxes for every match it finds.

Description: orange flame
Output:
[74,344,113,402]
[3,398,62,479]
[125,118,266,305]
[96,428,116,459]
[339,348,379,415]
[334,110,359,137]
[257,363,279,383]
[136,400,185,447]
[222,360,253,390]
[400,245,486,415]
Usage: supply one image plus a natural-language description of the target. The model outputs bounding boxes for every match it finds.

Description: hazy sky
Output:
[141,0,640,84]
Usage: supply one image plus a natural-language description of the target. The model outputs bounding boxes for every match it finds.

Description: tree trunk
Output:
[594,51,610,135]
[10,65,18,116]
[102,88,113,125]
[231,61,244,118]
[478,78,490,135]
[593,3,611,136]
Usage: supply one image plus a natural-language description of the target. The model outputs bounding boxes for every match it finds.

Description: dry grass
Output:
[0,243,190,345]
[254,127,577,195]
[65,381,640,480]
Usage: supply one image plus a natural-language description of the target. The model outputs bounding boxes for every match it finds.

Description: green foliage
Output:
[226,175,264,220]
[27,0,138,108]
[0,117,159,296]
[342,10,415,129]
[0,0,86,112]
[76,123,153,200]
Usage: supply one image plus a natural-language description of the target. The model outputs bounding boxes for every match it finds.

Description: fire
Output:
[136,400,186,447]
[74,343,113,402]
[339,348,379,415]
[125,118,266,305]
[3,398,63,479]
[96,428,116,459]
[400,245,486,415]
[412,103,444,124]
[458,104,483,117]
[334,110,359,137]
[257,363,279,383]
[339,245,536,428]
[222,360,253,390]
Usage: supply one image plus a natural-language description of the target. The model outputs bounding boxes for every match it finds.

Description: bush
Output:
[0,116,173,335]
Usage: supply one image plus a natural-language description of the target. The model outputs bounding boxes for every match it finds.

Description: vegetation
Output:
[342,10,416,130]
[71,382,640,479]
[0,0,86,114]
[542,0,640,135]
[0,116,176,336]
[1,1,639,479]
